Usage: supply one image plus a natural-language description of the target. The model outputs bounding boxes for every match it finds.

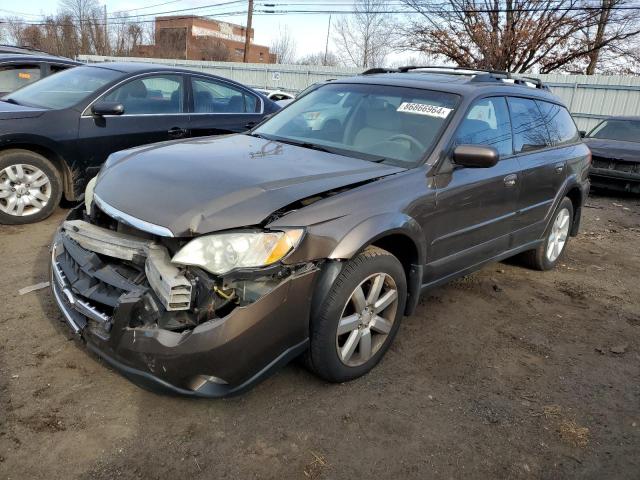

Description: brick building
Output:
[134,16,276,63]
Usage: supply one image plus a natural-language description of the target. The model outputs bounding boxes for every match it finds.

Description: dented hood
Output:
[94,134,405,237]
[585,138,640,163]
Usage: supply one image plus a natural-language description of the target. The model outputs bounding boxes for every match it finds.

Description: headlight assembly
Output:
[171,229,304,275]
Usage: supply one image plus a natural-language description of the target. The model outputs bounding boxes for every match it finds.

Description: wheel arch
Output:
[0,142,75,201]
[565,185,583,236]
[325,213,426,316]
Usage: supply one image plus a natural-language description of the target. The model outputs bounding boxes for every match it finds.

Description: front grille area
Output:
[53,231,147,337]
[592,156,640,173]
[52,213,198,337]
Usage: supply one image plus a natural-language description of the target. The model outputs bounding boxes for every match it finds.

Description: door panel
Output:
[426,96,519,281]
[512,148,566,238]
[188,76,264,137]
[428,159,520,280]
[76,74,189,182]
[509,98,581,245]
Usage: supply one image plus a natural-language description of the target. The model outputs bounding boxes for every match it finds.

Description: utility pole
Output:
[243,0,254,63]
[323,14,332,66]
[103,4,108,55]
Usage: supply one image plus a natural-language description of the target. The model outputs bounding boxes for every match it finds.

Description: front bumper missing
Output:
[50,228,317,397]
[590,167,640,193]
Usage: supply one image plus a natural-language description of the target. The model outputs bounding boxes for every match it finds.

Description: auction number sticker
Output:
[397,102,452,118]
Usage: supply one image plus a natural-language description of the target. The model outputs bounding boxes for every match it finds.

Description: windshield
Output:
[3,66,121,109]
[254,83,459,166]
[588,119,640,143]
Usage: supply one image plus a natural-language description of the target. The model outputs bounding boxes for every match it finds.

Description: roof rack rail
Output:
[396,65,512,77]
[361,67,399,75]
[362,65,548,90]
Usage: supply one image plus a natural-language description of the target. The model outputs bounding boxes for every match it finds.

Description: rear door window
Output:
[454,97,513,157]
[191,77,259,113]
[507,97,550,153]
[536,101,580,146]
[0,64,41,93]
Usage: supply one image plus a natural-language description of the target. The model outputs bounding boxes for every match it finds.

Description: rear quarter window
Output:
[536,100,580,146]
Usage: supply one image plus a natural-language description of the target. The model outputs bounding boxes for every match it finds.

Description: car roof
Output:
[333,70,562,104]
[85,61,221,75]
[0,53,80,64]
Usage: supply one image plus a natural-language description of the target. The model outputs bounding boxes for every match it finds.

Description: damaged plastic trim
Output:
[94,193,174,237]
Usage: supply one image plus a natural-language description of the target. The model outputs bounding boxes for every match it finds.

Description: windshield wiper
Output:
[2,98,19,105]
[272,137,334,153]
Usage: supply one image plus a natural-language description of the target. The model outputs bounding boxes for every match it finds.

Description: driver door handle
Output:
[504,174,518,187]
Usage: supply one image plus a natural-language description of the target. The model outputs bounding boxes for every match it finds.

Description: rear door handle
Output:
[554,162,565,174]
[504,174,518,187]
[168,127,187,138]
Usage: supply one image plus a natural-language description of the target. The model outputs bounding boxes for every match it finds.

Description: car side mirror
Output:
[91,101,124,116]
[452,145,499,168]
[579,130,587,138]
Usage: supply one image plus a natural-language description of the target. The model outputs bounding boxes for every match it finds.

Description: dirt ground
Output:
[1,191,639,480]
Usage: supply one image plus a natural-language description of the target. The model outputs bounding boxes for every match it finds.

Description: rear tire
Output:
[521,197,574,271]
[0,149,62,225]
[308,246,407,383]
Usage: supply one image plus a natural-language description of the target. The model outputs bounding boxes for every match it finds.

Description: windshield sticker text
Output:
[397,103,452,118]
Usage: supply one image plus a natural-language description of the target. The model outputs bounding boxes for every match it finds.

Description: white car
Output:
[254,88,296,102]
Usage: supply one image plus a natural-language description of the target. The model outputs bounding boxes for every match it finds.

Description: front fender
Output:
[328,212,425,264]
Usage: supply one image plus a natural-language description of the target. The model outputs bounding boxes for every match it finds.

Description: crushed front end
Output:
[50,203,318,397]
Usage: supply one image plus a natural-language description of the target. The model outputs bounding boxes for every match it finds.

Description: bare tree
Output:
[270,25,296,64]
[399,0,640,74]
[59,0,101,53]
[297,51,340,66]
[4,17,27,46]
[578,0,640,73]
[333,0,392,68]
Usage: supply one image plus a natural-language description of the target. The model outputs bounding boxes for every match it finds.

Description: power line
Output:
[126,0,185,12]
[4,1,640,27]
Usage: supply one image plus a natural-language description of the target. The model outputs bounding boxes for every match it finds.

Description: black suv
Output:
[50,67,591,397]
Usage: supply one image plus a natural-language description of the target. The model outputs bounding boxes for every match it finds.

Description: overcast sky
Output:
[7,0,413,64]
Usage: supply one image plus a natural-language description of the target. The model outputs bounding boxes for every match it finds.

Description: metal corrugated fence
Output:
[80,55,640,131]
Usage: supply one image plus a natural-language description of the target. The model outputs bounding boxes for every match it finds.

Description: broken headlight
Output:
[171,229,304,275]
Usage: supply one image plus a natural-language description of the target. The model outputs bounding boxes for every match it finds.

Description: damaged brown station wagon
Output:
[50,67,591,397]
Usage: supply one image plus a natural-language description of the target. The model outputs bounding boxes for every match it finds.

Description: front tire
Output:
[0,150,62,224]
[521,197,574,271]
[308,246,407,383]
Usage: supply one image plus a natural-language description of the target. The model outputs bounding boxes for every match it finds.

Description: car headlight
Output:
[171,229,304,275]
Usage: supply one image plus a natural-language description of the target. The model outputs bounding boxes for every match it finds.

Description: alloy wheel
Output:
[335,272,399,367]
[0,164,52,217]
[546,207,571,262]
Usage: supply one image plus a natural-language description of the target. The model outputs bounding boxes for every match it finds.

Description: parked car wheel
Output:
[0,150,62,224]
[308,246,407,382]
[522,197,574,271]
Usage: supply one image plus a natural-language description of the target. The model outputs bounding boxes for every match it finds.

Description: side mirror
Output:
[91,101,124,116]
[452,145,499,168]
[579,130,587,138]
